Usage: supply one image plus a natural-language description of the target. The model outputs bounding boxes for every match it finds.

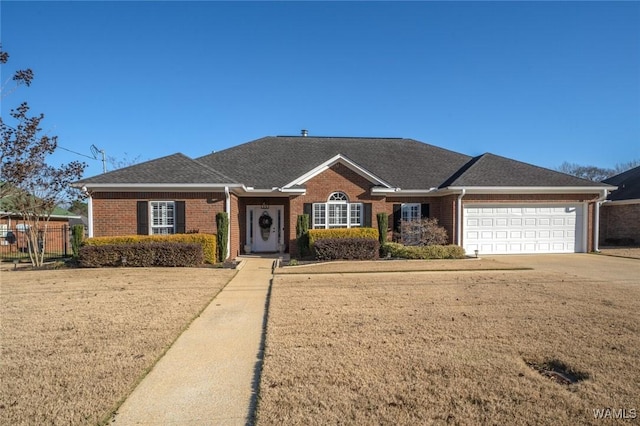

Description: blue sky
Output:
[2,1,639,179]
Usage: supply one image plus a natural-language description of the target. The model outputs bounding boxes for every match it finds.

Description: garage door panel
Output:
[464,204,583,254]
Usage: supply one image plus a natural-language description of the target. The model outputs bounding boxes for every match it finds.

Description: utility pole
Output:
[90,144,106,173]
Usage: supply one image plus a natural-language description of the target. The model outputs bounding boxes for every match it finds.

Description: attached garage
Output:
[463,204,585,255]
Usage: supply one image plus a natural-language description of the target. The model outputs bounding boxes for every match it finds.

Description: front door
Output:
[248,205,283,252]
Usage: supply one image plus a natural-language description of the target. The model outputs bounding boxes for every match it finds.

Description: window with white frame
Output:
[402,203,421,222]
[150,201,175,234]
[312,192,362,229]
[0,224,7,246]
[401,203,422,244]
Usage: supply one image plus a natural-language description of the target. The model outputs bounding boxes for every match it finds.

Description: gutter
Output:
[456,188,466,246]
[371,187,438,196]
[225,186,231,260]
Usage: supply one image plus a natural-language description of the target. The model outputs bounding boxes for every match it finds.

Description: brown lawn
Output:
[257,269,640,425]
[0,266,235,425]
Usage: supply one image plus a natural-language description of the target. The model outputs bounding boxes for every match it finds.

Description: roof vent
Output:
[301,129,308,137]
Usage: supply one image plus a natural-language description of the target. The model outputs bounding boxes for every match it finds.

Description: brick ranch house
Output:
[600,165,640,245]
[73,135,614,259]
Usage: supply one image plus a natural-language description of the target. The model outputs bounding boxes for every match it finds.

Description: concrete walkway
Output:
[112,257,275,425]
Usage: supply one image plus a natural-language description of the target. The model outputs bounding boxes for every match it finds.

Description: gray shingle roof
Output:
[196,136,472,190]
[75,137,612,191]
[444,153,608,187]
[76,153,236,185]
[603,165,640,201]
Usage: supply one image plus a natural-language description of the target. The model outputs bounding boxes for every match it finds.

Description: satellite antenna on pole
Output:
[90,145,107,173]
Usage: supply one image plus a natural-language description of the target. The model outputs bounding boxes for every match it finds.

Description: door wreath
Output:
[258,213,273,229]
[259,212,273,241]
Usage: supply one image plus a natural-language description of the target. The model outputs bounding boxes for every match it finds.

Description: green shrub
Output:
[308,228,378,248]
[380,242,465,259]
[376,213,388,245]
[296,214,310,257]
[216,212,229,261]
[84,234,217,263]
[79,243,204,267]
[314,238,380,261]
[71,224,84,258]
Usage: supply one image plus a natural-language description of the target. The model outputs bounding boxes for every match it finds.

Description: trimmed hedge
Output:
[84,234,217,263]
[71,224,84,259]
[376,212,388,245]
[216,212,229,261]
[314,238,380,261]
[296,214,310,257]
[308,228,378,248]
[79,243,204,267]
[381,242,466,259]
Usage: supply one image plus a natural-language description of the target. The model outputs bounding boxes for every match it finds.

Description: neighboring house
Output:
[599,165,640,245]
[0,202,80,255]
[73,134,613,258]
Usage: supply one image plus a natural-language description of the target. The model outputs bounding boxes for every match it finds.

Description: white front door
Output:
[248,206,283,252]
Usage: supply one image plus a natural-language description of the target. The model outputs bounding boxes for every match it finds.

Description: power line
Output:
[57,145,98,161]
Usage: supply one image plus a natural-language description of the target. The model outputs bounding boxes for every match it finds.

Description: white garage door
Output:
[463,204,584,255]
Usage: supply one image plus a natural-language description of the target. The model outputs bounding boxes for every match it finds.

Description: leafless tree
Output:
[1,46,86,266]
[399,218,449,246]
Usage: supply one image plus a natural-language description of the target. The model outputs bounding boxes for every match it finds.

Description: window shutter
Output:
[363,203,372,227]
[303,203,312,218]
[303,203,312,228]
[393,204,402,233]
[137,201,148,235]
[421,203,430,219]
[175,201,186,234]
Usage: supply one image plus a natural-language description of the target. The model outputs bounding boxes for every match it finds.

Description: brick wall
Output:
[91,192,225,237]
[90,184,604,258]
[600,202,640,245]
[288,163,387,255]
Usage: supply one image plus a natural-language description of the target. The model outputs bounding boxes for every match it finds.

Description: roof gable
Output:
[603,165,640,201]
[444,153,609,188]
[283,154,394,189]
[76,153,236,186]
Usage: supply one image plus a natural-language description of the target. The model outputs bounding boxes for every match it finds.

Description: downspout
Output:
[225,186,231,260]
[456,188,466,247]
[593,189,608,252]
[83,187,94,238]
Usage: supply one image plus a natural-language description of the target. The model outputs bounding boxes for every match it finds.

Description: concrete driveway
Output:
[485,253,640,284]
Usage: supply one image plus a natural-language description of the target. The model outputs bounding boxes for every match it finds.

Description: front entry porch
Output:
[244,204,286,254]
